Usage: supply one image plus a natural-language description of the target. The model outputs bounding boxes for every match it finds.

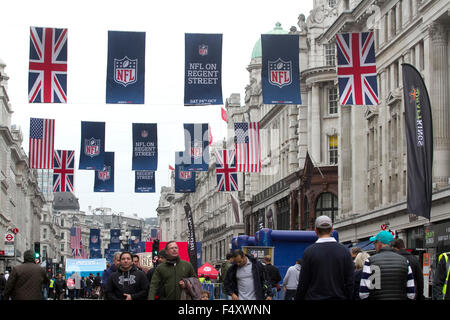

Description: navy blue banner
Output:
[175,151,196,193]
[183,123,209,171]
[261,34,301,105]
[132,123,157,170]
[79,121,105,170]
[109,229,121,250]
[89,229,102,258]
[135,170,155,193]
[129,229,142,254]
[184,33,223,106]
[106,31,145,104]
[94,152,114,192]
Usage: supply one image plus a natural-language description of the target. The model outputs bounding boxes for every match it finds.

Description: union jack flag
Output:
[53,150,75,192]
[28,26,68,103]
[215,149,238,192]
[336,32,378,105]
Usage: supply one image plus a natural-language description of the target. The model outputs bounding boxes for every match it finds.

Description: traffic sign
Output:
[5,232,15,242]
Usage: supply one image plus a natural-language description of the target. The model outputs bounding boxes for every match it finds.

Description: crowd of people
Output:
[1,217,449,300]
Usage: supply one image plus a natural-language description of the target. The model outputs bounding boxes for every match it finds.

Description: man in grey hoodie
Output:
[283,259,301,300]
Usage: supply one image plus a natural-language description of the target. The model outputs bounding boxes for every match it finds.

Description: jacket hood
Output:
[23,250,35,263]
[294,264,301,271]
[166,255,181,265]
[118,265,138,274]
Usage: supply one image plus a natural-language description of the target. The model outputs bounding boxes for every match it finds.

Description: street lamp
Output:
[119,231,136,251]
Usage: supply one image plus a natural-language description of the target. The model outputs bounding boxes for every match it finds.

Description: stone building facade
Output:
[0,59,45,271]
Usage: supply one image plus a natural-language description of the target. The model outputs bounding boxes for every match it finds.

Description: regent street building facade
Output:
[157,0,450,275]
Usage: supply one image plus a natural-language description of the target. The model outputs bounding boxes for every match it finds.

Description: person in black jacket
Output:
[263,255,281,299]
[295,216,354,300]
[393,238,424,300]
[224,249,272,300]
[104,251,149,300]
[432,240,450,300]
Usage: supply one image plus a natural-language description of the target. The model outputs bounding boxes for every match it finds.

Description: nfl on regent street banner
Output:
[402,63,433,220]
[183,123,209,171]
[175,151,196,193]
[89,229,102,259]
[132,123,157,170]
[135,171,155,193]
[94,152,115,192]
[79,121,105,170]
[106,31,145,104]
[261,34,301,105]
[110,229,121,249]
[184,33,223,106]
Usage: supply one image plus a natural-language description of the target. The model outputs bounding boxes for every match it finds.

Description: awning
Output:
[354,240,375,251]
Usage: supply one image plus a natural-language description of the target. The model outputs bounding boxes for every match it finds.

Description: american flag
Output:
[70,227,81,250]
[336,32,378,105]
[215,149,238,192]
[29,118,55,169]
[53,150,75,192]
[234,122,261,172]
[29,26,68,103]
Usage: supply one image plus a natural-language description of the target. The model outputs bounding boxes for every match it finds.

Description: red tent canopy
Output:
[197,262,219,279]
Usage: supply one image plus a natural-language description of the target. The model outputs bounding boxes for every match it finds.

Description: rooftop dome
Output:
[53,192,80,211]
[251,22,289,60]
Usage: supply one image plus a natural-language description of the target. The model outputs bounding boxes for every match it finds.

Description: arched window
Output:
[315,192,338,222]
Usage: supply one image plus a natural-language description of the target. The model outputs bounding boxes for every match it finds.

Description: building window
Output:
[324,43,336,66]
[276,197,290,230]
[328,0,336,8]
[303,197,310,230]
[315,192,338,222]
[328,87,338,114]
[329,135,338,164]
[43,228,47,239]
[61,243,64,252]
[61,232,64,240]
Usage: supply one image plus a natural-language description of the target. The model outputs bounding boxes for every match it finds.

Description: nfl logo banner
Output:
[184,33,223,105]
[94,151,114,192]
[89,229,102,259]
[261,34,301,105]
[106,31,145,104]
[135,170,155,193]
[79,121,105,170]
[175,151,196,193]
[132,123,157,170]
[28,27,68,103]
[109,229,121,250]
[183,123,209,171]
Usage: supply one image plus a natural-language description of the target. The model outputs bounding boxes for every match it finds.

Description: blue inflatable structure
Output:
[232,228,339,281]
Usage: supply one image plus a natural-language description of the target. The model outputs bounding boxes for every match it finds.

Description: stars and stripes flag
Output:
[28,26,68,103]
[53,150,75,192]
[336,32,378,106]
[215,149,238,192]
[70,227,81,250]
[234,122,261,172]
[28,118,55,169]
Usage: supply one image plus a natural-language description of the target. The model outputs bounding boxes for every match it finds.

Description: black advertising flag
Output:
[184,202,198,275]
[402,63,433,220]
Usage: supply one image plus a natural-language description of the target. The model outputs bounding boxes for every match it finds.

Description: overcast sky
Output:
[0,0,313,219]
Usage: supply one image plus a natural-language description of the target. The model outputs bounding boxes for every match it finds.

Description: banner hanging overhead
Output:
[261,34,301,105]
[89,229,102,259]
[94,151,115,192]
[106,31,145,104]
[79,121,105,170]
[135,170,155,193]
[109,229,121,250]
[184,33,223,106]
[28,26,68,103]
[402,63,433,220]
[336,32,378,105]
[183,123,209,171]
[175,151,196,193]
[132,123,157,170]
[53,150,75,192]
